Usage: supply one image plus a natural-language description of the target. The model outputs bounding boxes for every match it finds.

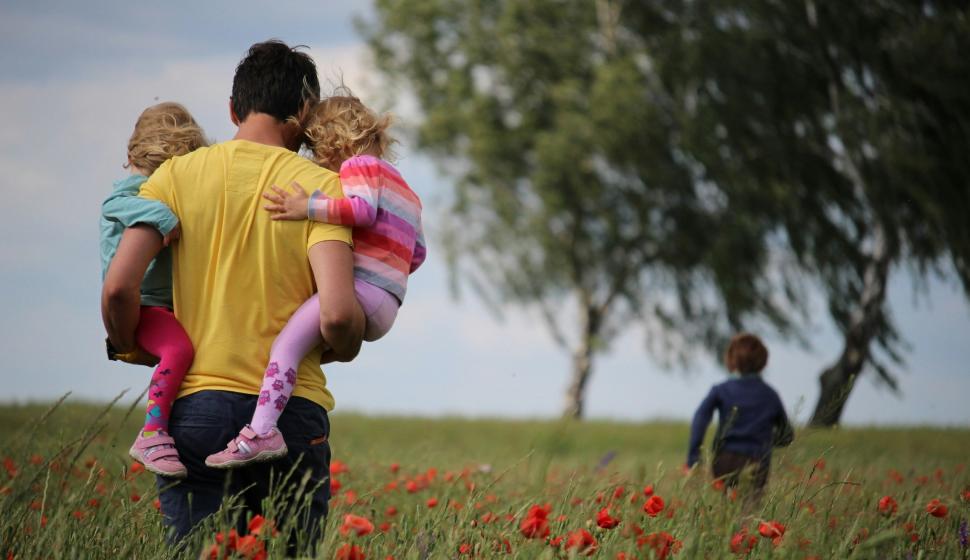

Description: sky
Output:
[1,0,968,427]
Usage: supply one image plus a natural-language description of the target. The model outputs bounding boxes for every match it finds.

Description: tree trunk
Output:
[562,301,600,419]
[809,223,892,427]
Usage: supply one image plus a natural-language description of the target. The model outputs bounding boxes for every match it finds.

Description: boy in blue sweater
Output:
[687,333,794,495]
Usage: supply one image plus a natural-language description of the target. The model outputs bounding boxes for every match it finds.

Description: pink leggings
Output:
[135,306,194,435]
[249,280,398,434]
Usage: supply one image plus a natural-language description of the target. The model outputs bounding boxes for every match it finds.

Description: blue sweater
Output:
[687,374,793,467]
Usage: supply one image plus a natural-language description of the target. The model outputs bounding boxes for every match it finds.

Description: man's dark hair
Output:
[231,39,321,123]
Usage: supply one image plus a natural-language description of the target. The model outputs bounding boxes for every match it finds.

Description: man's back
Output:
[140,139,351,409]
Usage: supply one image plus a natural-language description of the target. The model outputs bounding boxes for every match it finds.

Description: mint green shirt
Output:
[99,174,179,308]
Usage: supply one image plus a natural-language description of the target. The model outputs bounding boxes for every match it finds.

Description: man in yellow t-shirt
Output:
[102,40,364,550]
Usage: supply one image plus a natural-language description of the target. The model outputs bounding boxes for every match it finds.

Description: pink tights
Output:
[249,280,398,435]
[136,306,194,436]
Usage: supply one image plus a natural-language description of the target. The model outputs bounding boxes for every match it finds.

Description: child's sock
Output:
[250,296,325,435]
[136,306,194,438]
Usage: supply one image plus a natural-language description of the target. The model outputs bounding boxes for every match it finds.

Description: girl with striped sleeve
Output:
[206,92,425,468]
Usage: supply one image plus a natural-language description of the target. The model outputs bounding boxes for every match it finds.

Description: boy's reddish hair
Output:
[724,333,769,374]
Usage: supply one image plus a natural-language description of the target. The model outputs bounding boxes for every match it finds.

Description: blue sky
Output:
[1,0,968,426]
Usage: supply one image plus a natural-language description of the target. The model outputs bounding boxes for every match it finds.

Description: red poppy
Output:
[235,535,266,560]
[340,514,375,537]
[457,543,472,555]
[129,462,145,475]
[639,531,682,560]
[643,495,664,517]
[877,496,897,517]
[596,508,620,529]
[378,522,391,532]
[730,529,757,555]
[389,463,400,473]
[330,460,349,475]
[130,493,141,502]
[335,543,365,560]
[385,505,398,516]
[565,529,598,556]
[426,497,438,508]
[926,499,948,518]
[520,504,551,539]
[643,485,654,497]
[758,521,785,541]
[330,476,342,495]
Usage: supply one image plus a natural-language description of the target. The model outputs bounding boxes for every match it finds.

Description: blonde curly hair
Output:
[127,102,208,175]
[303,89,395,171]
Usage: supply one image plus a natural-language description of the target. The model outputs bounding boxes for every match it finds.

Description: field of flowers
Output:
[1,398,968,559]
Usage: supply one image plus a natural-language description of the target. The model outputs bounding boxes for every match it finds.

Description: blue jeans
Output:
[157,390,331,553]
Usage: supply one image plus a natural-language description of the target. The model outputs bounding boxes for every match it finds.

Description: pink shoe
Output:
[205,425,288,469]
[129,432,187,478]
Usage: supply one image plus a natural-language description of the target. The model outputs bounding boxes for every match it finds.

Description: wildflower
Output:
[30,455,44,466]
[711,479,726,492]
[330,476,342,495]
[926,499,948,518]
[335,543,365,560]
[72,510,85,520]
[130,493,141,502]
[643,485,654,497]
[613,486,625,499]
[88,498,101,508]
[596,508,620,529]
[248,515,277,537]
[235,535,266,560]
[330,460,349,475]
[153,498,161,511]
[730,529,757,555]
[426,497,438,508]
[378,522,391,532]
[385,505,398,516]
[549,535,563,547]
[404,480,419,493]
[389,462,400,473]
[340,514,375,537]
[640,531,682,560]
[3,458,17,478]
[129,462,145,475]
[643,495,664,517]
[458,543,472,555]
[565,529,598,556]
[520,504,551,539]
[877,496,897,517]
[758,521,785,545]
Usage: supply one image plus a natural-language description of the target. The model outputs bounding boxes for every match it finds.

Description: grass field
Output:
[1,398,968,559]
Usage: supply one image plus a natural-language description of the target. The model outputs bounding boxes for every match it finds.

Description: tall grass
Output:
[1,397,967,558]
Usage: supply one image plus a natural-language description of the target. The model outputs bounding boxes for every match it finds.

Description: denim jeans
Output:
[157,390,331,553]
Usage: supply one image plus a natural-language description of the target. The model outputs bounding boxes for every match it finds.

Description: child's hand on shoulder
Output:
[263,182,310,221]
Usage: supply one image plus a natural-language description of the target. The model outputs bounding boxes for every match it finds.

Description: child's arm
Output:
[410,225,427,273]
[264,156,383,227]
[102,190,179,241]
[773,403,795,447]
[686,388,719,467]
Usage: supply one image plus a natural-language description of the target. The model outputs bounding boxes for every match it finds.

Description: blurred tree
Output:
[361,0,970,422]
[666,0,970,425]
[361,0,804,418]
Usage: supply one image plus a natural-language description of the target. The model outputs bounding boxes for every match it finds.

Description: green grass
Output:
[1,398,968,559]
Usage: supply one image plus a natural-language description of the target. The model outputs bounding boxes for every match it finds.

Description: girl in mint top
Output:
[100,102,206,478]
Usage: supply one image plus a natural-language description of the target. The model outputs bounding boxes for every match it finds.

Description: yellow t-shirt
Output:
[140,140,351,410]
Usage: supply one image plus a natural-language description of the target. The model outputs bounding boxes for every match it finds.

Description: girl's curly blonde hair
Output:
[127,102,208,175]
[303,89,395,171]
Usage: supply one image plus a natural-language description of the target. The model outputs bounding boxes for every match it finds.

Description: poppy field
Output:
[1,399,968,559]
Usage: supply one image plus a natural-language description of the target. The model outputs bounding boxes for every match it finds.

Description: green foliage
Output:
[362,0,806,367]
[2,401,969,558]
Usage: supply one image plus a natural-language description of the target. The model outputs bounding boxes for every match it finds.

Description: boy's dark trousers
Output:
[156,390,331,555]
[712,450,770,493]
